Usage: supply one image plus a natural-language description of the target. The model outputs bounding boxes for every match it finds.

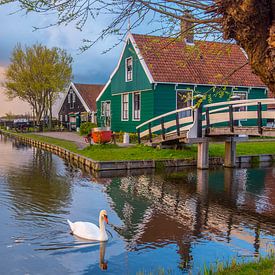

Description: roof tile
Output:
[132,34,265,88]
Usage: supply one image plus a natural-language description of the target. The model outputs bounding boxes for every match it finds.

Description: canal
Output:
[0,135,274,274]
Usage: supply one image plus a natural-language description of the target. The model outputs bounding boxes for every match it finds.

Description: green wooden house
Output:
[96,33,267,133]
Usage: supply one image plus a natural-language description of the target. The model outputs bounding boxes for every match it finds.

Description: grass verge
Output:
[2,130,275,161]
[203,255,275,275]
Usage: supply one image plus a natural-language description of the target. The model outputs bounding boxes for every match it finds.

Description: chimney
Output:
[180,17,194,44]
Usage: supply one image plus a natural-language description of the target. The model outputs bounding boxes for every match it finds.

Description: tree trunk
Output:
[216,0,275,95]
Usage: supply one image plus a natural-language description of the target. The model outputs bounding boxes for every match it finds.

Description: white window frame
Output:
[176,89,193,118]
[59,114,63,121]
[132,92,141,121]
[233,91,248,121]
[121,93,129,121]
[101,101,105,117]
[125,57,133,82]
[68,91,75,109]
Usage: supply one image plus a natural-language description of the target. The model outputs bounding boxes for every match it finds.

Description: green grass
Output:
[203,255,275,275]
[2,130,275,161]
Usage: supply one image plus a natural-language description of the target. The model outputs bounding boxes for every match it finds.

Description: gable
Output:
[110,37,153,94]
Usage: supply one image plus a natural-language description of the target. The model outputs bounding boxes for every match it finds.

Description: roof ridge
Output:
[131,33,236,46]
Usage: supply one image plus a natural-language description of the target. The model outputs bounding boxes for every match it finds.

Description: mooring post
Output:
[197,141,209,169]
[224,137,237,168]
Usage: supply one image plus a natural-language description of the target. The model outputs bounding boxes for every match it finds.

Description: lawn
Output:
[204,255,275,275]
[3,130,275,161]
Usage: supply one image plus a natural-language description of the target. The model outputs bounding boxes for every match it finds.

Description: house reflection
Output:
[104,167,275,269]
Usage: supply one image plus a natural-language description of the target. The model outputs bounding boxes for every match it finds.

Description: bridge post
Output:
[196,94,203,138]
[176,113,180,136]
[257,102,263,135]
[197,141,209,169]
[148,122,152,143]
[224,137,236,168]
[137,128,141,144]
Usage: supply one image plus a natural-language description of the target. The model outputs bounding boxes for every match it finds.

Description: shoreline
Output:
[1,129,275,171]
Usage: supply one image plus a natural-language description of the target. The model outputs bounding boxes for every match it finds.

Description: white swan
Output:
[67,210,109,241]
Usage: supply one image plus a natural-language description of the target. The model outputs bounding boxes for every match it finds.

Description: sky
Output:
[0,3,127,116]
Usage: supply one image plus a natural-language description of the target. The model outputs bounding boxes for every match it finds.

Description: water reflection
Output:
[104,167,275,269]
[0,136,275,274]
[5,148,72,219]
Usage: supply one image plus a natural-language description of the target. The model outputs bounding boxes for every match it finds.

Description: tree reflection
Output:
[5,148,73,218]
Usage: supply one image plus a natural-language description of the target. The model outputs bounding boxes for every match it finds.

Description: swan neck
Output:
[99,216,105,231]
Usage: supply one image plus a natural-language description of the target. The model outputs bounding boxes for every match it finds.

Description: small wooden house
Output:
[58,82,104,130]
[96,33,267,133]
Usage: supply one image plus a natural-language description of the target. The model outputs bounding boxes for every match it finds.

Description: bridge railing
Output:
[136,106,195,143]
[204,99,275,134]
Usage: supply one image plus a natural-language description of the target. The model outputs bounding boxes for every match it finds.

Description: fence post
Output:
[176,112,180,136]
[161,118,165,140]
[148,122,152,143]
[257,102,263,135]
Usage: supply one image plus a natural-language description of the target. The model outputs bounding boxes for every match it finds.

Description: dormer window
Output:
[126,57,133,82]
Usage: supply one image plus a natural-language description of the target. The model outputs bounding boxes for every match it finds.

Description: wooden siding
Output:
[110,90,154,132]
[111,39,152,94]
[58,87,87,120]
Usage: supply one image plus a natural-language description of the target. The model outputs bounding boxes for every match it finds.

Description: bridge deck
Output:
[207,127,275,137]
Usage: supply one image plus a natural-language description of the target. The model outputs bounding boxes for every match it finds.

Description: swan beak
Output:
[104,215,108,224]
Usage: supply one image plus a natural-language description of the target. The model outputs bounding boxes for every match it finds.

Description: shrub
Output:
[79,122,97,136]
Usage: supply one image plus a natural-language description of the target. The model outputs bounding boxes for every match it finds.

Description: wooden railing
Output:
[136,98,275,143]
[204,99,275,134]
[136,107,194,143]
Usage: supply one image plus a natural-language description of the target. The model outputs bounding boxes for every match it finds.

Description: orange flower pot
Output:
[92,127,112,144]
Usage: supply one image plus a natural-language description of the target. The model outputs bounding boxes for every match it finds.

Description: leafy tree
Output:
[1,0,274,94]
[5,44,72,126]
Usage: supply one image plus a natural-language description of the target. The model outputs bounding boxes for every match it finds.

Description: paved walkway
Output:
[35,131,88,149]
[35,131,136,149]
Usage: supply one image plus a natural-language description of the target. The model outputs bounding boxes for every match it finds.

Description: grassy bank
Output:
[203,255,275,275]
[2,130,275,161]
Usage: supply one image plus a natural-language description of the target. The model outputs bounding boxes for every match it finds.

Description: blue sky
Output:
[0,3,127,84]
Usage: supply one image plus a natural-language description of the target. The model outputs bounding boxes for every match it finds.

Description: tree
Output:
[1,0,274,94]
[5,44,72,126]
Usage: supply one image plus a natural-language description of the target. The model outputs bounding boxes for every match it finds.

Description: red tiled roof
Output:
[132,34,266,87]
[74,83,104,111]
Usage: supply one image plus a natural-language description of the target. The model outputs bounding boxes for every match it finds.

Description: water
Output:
[0,135,274,274]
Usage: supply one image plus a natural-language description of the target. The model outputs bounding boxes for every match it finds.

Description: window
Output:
[233,91,248,112]
[65,115,68,122]
[125,57,133,82]
[133,92,141,120]
[121,94,129,120]
[68,89,75,109]
[101,101,111,117]
[177,90,193,118]
[59,114,63,121]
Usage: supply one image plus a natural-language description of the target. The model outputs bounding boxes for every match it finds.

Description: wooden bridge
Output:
[136,98,275,169]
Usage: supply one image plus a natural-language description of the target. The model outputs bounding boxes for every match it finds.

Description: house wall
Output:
[97,38,154,132]
[111,39,151,95]
[58,86,87,121]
